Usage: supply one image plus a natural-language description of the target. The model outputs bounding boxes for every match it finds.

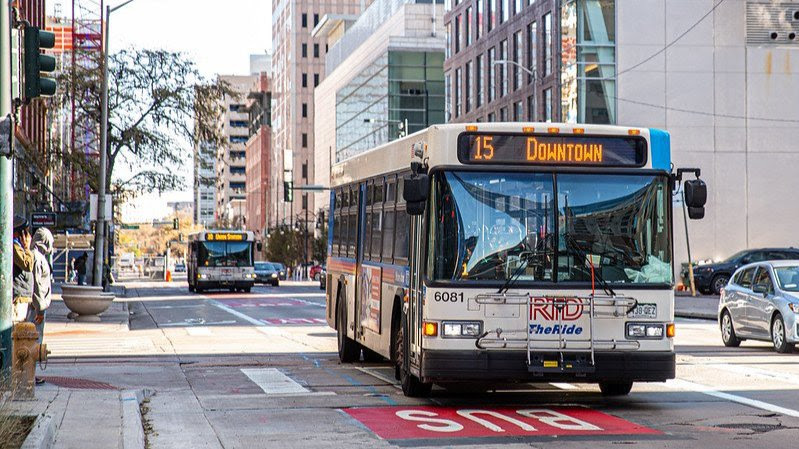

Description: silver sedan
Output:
[718,261,799,353]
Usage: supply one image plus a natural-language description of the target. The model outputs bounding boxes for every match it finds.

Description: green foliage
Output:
[313,222,328,263]
[265,228,304,267]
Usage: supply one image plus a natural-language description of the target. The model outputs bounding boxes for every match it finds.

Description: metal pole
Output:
[0,0,14,379]
[682,190,696,296]
[92,5,110,287]
[304,193,308,279]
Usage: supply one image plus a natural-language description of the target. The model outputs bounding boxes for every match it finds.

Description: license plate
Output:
[628,303,657,319]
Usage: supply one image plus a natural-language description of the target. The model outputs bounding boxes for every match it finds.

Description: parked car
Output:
[254,261,280,286]
[272,263,287,280]
[173,263,186,273]
[719,261,799,353]
[319,267,326,290]
[692,248,799,295]
[310,264,324,281]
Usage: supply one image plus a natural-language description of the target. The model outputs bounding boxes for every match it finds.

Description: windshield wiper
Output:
[563,232,616,297]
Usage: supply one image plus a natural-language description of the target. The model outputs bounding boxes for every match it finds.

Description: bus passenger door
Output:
[354,182,367,340]
[406,212,424,371]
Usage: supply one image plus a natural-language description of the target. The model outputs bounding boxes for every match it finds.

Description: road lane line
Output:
[666,378,799,418]
[550,382,579,390]
[208,299,269,326]
[241,368,311,394]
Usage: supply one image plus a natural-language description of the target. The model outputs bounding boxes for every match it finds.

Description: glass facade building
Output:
[335,51,446,162]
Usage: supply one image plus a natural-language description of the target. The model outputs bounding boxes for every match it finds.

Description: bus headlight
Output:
[442,321,482,338]
[626,322,664,339]
[198,273,208,280]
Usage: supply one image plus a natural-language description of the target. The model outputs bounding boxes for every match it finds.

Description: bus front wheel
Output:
[598,381,633,396]
[393,315,432,398]
[337,295,360,363]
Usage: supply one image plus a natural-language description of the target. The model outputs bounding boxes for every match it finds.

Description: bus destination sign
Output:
[457,133,647,167]
[207,232,246,241]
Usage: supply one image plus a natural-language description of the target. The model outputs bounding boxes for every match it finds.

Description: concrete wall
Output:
[616,0,799,265]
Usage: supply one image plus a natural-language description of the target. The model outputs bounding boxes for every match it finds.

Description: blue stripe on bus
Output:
[649,128,671,171]
[327,190,335,254]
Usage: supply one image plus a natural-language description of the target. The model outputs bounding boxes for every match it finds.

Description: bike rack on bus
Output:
[474,294,640,374]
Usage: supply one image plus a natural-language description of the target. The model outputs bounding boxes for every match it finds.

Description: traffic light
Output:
[172,218,179,230]
[284,181,293,202]
[23,26,57,100]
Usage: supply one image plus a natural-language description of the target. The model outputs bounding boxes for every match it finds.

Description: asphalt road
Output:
[44,281,799,448]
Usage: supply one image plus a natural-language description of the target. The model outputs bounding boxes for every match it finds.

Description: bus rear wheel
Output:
[337,295,360,363]
[598,381,633,396]
[393,316,432,398]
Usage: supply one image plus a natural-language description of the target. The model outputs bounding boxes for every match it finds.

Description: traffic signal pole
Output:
[1,0,14,379]
[92,4,111,287]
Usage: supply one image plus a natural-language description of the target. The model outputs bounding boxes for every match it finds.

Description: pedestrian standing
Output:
[75,251,88,285]
[28,227,53,384]
[12,215,34,323]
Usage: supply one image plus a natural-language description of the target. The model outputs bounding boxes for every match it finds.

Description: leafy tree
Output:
[312,222,328,263]
[265,228,303,267]
[55,49,234,200]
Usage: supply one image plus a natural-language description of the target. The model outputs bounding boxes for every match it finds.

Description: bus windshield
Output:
[430,171,672,285]
[199,241,253,267]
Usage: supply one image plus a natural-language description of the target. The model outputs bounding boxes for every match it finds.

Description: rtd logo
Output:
[530,297,584,321]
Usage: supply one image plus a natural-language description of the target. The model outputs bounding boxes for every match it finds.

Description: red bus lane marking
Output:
[344,406,660,440]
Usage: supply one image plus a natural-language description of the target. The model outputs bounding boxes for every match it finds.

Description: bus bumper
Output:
[420,350,675,383]
[197,281,254,290]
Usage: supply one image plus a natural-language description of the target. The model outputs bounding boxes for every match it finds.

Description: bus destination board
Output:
[457,133,647,167]
[206,232,246,241]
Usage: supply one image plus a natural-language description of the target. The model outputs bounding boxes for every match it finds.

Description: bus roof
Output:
[330,123,670,188]
[188,230,256,242]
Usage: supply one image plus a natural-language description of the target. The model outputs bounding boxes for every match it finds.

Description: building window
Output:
[446,23,451,59]
[302,103,308,118]
[230,135,248,144]
[229,104,243,112]
[302,73,308,87]
[465,7,472,47]
[527,21,537,84]
[515,0,522,15]
[302,43,307,58]
[543,12,552,76]
[302,133,308,147]
[314,13,319,26]
[561,0,616,124]
[476,0,483,40]
[301,13,307,28]
[514,100,523,120]
[229,120,248,128]
[475,54,483,108]
[445,73,452,121]
[313,43,319,58]
[488,0,496,31]
[499,106,507,121]
[487,46,496,102]
[513,30,522,91]
[499,39,508,97]
[527,94,535,120]
[455,14,461,53]
[454,67,462,118]
[301,162,308,180]
[501,0,509,23]
[544,87,552,122]
[465,60,473,113]
[314,73,319,87]
[487,111,496,122]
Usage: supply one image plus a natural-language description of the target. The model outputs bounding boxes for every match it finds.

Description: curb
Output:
[20,414,56,449]
[675,311,717,321]
[121,389,149,449]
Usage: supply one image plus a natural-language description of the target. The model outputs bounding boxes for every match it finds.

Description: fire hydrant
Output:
[11,322,49,400]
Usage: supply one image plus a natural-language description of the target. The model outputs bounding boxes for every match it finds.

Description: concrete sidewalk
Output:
[675,292,719,320]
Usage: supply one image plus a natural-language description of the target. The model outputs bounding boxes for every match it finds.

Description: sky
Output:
[48,0,272,222]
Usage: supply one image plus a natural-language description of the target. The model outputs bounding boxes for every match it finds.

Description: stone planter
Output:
[60,284,115,322]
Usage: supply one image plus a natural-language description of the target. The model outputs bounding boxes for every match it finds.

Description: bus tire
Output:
[188,284,195,293]
[337,294,360,363]
[196,286,204,294]
[598,381,633,396]
[362,348,383,363]
[243,286,251,293]
[394,313,432,397]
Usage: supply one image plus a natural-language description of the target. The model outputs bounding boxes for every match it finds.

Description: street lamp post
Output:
[93,0,136,287]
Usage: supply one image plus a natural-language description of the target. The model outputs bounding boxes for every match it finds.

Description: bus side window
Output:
[364,181,374,260]
[383,178,397,263]
[395,208,410,261]
[333,189,341,256]
[371,178,384,261]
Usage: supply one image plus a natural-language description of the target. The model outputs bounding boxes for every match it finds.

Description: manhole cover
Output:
[40,376,118,390]
[714,423,784,434]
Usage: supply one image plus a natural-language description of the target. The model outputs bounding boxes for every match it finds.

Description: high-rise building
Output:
[193,140,217,226]
[244,72,273,246]
[270,0,372,230]
[215,74,258,228]
[313,0,446,213]
[443,0,560,123]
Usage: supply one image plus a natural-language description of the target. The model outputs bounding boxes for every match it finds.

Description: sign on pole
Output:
[89,194,112,221]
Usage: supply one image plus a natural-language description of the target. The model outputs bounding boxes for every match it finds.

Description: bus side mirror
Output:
[684,179,707,220]
[403,174,429,216]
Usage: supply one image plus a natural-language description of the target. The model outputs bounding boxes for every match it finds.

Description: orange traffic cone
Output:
[166,270,172,282]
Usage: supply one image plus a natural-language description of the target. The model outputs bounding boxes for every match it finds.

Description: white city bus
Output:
[187,231,258,293]
[325,123,707,397]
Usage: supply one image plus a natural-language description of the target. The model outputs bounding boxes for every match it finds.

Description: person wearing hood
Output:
[28,227,54,346]
[12,215,34,322]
